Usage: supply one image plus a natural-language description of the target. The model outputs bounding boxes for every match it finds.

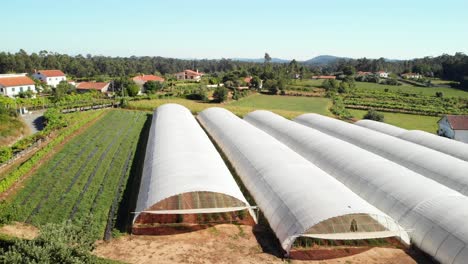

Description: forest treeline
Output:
[0,50,467,86]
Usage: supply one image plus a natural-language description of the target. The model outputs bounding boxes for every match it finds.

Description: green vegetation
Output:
[0,110,105,190]
[349,109,439,133]
[229,94,331,115]
[0,110,147,241]
[0,221,120,264]
[0,109,26,147]
[363,109,385,122]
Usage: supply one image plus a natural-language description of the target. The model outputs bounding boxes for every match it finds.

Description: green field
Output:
[348,109,439,133]
[1,110,148,239]
[128,95,331,119]
[292,79,468,98]
[228,94,331,115]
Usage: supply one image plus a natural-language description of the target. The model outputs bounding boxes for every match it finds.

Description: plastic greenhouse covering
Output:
[133,104,251,224]
[244,110,468,264]
[197,107,406,253]
[355,119,468,162]
[294,113,468,196]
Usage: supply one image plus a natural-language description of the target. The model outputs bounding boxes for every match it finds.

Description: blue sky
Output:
[3,0,468,60]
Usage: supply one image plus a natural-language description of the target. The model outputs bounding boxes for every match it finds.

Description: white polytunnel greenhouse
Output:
[133,104,253,231]
[244,110,468,264]
[294,113,468,196]
[197,107,407,253]
[356,119,468,162]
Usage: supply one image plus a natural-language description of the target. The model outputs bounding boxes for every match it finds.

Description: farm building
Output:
[0,73,37,98]
[244,110,468,264]
[356,119,468,162]
[294,113,468,197]
[133,104,253,234]
[31,69,66,87]
[174,69,203,81]
[198,107,407,254]
[132,74,164,93]
[75,82,110,93]
[438,115,468,143]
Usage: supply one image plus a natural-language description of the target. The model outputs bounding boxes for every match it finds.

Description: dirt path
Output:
[94,224,418,264]
[0,222,39,240]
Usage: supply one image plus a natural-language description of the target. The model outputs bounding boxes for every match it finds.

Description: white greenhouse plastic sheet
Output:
[134,104,252,223]
[295,113,468,197]
[355,119,468,162]
[244,110,468,264]
[197,107,407,253]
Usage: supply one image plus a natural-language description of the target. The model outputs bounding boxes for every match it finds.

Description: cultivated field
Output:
[295,79,468,98]
[0,110,148,239]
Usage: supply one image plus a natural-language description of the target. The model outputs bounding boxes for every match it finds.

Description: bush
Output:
[0,221,105,263]
[363,108,385,122]
[0,147,13,164]
[213,87,228,103]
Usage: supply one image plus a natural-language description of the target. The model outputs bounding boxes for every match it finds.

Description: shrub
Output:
[0,147,13,164]
[363,108,385,122]
[213,87,228,103]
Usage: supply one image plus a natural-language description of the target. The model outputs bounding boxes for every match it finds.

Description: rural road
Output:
[20,110,45,134]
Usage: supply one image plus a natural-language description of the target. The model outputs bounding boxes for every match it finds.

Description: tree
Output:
[213,86,228,103]
[250,76,261,89]
[363,109,385,122]
[126,83,140,97]
[143,81,164,93]
[342,65,356,76]
[53,81,76,102]
[263,79,279,94]
[264,53,272,64]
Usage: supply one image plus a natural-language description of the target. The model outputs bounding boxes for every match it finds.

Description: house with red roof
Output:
[132,74,164,93]
[438,115,468,143]
[32,69,66,88]
[0,73,37,98]
[76,82,110,93]
[174,69,203,81]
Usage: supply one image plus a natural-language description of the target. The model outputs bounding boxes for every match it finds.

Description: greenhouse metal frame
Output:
[198,107,407,253]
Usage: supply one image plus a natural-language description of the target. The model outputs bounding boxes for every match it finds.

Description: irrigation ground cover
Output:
[1,109,148,239]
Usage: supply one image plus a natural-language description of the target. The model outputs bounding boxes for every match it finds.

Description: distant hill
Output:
[303,55,350,65]
[231,58,291,63]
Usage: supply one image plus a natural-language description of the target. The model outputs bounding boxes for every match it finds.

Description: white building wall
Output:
[0,84,36,97]
[32,73,66,88]
[454,130,468,143]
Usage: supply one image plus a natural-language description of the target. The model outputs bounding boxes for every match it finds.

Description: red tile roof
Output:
[76,82,109,90]
[185,70,202,76]
[0,76,35,87]
[37,70,66,77]
[132,74,164,82]
[244,77,252,83]
[446,115,468,130]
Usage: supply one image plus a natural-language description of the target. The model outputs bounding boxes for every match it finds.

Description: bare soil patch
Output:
[94,224,418,264]
[0,222,39,240]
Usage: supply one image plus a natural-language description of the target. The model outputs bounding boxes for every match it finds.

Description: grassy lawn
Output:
[128,95,331,119]
[348,109,439,133]
[229,94,331,115]
[0,114,27,146]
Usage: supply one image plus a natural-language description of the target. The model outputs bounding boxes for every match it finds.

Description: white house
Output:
[76,82,110,93]
[438,115,468,143]
[132,74,164,94]
[376,71,389,78]
[0,73,37,98]
[32,70,66,88]
[174,69,203,81]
